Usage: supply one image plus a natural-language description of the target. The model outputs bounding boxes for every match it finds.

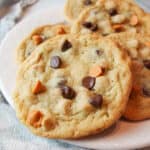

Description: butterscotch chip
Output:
[145,42,150,48]
[43,117,55,130]
[32,35,43,45]
[27,110,43,128]
[57,27,66,34]
[130,15,138,26]
[112,24,124,31]
[32,81,46,95]
[89,66,104,77]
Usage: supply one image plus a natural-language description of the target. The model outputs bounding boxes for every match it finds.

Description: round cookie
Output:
[71,0,150,36]
[16,24,70,64]
[13,34,132,139]
[109,33,150,121]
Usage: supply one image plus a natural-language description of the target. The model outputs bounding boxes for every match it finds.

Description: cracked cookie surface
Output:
[13,34,132,139]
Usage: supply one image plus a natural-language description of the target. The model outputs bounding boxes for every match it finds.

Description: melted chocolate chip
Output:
[89,94,103,108]
[82,22,93,29]
[142,87,150,97]
[61,40,72,52]
[82,22,98,32]
[96,50,103,56]
[143,60,150,70]
[83,0,92,5]
[50,56,62,69]
[91,24,98,32]
[82,76,95,90]
[61,85,76,99]
[108,9,118,16]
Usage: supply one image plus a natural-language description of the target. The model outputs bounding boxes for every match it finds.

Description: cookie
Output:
[65,0,97,21]
[71,0,150,36]
[13,34,132,139]
[109,32,150,121]
[16,24,70,63]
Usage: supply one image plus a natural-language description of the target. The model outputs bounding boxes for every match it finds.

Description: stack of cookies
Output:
[13,0,150,139]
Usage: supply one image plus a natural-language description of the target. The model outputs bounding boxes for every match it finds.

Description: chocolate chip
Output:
[96,50,103,56]
[142,87,150,97]
[89,94,103,108]
[102,33,109,36]
[60,85,76,99]
[108,9,118,16]
[91,24,98,32]
[82,76,95,90]
[50,56,62,69]
[82,22,93,29]
[82,22,98,32]
[143,60,150,70]
[61,40,72,52]
[83,0,92,5]
[115,27,123,33]
[58,79,67,87]
[27,52,31,56]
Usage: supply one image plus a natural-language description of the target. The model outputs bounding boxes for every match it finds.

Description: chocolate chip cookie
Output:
[109,32,150,121]
[16,24,70,64]
[71,0,150,36]
[13,34,132,138]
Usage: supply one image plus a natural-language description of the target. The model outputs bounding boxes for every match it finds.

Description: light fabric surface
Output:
[0,0,149,150]
[136,0,150,12]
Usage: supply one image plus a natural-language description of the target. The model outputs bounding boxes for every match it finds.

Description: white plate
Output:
[0,2,150,150]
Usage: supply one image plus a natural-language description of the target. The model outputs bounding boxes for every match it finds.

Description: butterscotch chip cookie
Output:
[16,24,70,64]
[13,34,132,139]
[109,32,150,121]
[71,0,150,35]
